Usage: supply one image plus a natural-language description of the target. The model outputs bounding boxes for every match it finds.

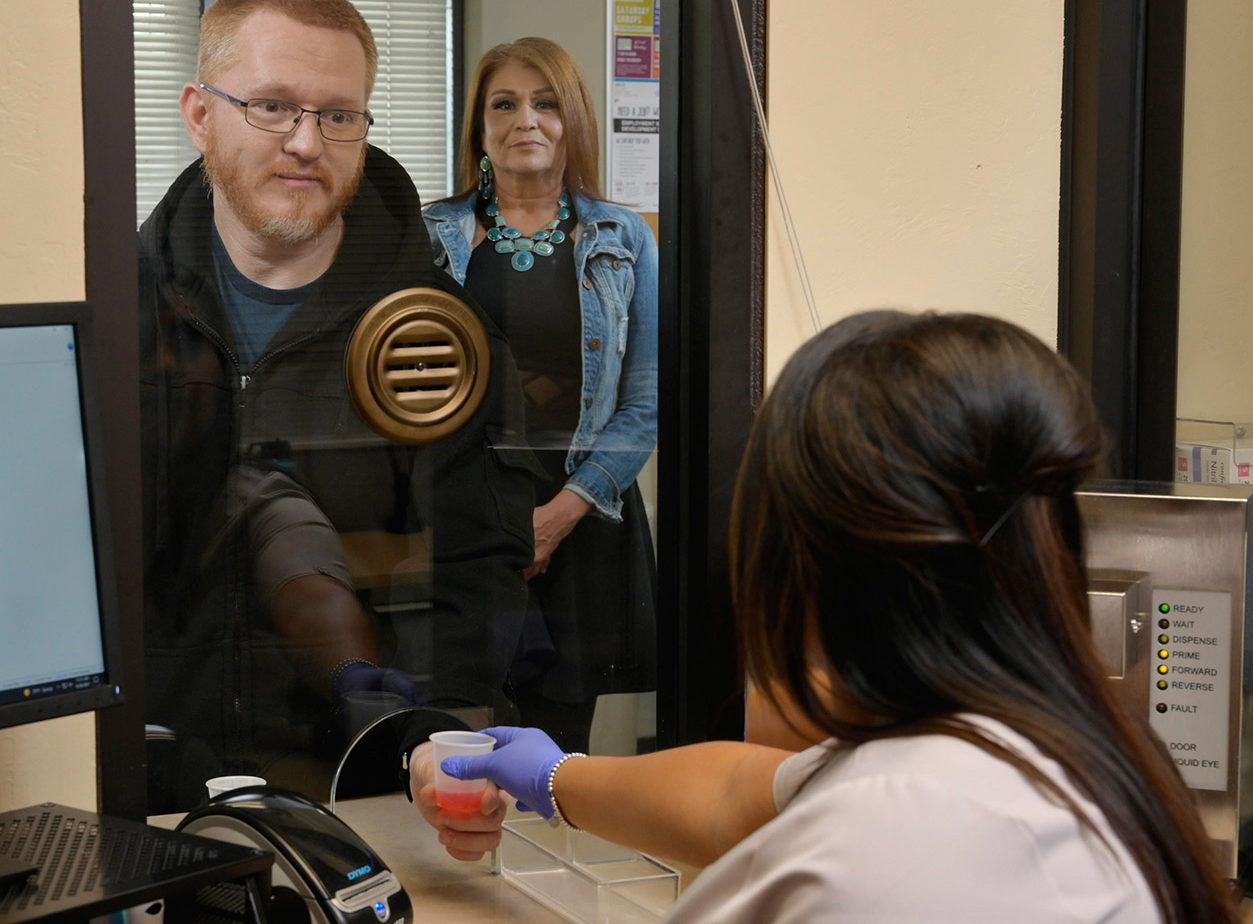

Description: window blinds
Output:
[133,0,202,227]
[355,2,454,204]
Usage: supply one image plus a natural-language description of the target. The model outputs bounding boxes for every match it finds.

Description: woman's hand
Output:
[408,741,510,861]
[439,726,567,819]
[526,489,591,579]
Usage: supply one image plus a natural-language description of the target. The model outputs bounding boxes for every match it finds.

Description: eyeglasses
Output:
[199,84,374,142]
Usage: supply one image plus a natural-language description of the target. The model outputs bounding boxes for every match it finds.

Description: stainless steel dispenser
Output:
[1079,481,1252,887]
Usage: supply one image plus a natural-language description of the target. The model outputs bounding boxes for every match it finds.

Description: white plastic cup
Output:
[205,775,266,799]
[429,730,496,816]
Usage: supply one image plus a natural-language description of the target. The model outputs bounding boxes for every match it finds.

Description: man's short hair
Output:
[198,0,378,97]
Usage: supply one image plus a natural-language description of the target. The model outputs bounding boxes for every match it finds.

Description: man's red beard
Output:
[202,130,366,245]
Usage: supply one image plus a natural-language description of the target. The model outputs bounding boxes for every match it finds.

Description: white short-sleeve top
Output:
[664,716,1160,923]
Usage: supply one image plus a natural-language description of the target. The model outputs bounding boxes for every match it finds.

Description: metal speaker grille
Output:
[346,287,491,444]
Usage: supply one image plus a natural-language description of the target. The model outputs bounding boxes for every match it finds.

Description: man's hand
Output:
[408,741,509,861]
[334,659,421,707]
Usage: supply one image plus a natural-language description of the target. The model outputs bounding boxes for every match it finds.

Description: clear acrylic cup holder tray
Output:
[499,817,681,923]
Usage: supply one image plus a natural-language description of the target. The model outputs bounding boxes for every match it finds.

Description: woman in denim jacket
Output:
[423,37,658,751]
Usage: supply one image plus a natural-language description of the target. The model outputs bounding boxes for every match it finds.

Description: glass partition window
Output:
[134,2,660,812]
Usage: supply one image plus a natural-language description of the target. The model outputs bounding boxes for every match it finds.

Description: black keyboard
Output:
[0,804,271,923]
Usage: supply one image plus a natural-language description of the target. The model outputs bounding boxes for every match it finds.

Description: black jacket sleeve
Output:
[394,708,473,802]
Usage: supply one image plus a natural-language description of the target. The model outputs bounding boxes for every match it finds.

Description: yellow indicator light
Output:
[1158,634,1170,644]
[1157,649,1170,660]
[1157,664,1169,675]
[1157,680,1169,690]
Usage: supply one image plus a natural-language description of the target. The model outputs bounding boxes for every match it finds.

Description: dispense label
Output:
[1149,589,1231,791]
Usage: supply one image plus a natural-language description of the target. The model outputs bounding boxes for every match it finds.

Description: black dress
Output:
[464,204,657,753]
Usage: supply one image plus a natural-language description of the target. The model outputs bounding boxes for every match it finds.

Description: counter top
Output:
[335,793,565,921]
[156,792,696,923]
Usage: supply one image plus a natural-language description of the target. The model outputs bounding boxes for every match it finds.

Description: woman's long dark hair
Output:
[731,310,1237,922]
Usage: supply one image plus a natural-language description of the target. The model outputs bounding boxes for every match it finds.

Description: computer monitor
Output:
[0,303,125,729]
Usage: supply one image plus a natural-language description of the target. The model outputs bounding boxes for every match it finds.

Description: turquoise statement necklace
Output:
[486,191,571,272]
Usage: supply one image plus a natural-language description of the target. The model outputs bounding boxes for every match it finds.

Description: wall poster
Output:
[607,0,660,213]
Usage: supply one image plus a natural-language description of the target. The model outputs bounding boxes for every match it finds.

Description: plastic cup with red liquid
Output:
[430,730,496,816]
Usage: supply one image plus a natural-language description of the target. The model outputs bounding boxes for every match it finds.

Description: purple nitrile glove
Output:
[333,660,422,707]
[440,726,565,817]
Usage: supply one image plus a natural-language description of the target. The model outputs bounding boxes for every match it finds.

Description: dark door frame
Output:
[1059,0,1187,481]
[656,0,767,747]
[84,0,144,818]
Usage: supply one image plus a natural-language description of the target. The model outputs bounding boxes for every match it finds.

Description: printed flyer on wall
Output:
[608,0,659,213]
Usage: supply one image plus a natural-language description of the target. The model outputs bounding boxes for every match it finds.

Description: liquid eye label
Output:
[1149,590,1232,791]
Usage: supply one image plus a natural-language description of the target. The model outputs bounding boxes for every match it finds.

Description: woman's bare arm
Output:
[551,742,793,867]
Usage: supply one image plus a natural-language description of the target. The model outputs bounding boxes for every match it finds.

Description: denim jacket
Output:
[424,190,658,520]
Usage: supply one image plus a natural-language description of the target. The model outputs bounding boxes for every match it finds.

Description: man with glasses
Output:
[138,0,534,815]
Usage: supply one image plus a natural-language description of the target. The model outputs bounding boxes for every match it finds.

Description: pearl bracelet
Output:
[547,752,587,829]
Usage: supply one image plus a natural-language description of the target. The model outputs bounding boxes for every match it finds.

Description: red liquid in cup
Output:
[436,789,485,816]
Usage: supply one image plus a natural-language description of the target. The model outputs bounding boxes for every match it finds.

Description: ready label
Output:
[1149,589,1232,791]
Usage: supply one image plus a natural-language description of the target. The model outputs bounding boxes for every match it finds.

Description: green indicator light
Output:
[1158,603,1171,614]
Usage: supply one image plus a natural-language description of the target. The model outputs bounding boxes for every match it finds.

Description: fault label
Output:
[1149,589,1232,791]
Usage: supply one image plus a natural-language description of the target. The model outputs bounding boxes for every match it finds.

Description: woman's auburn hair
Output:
[456,36,601,199]
[730,309,1238,923]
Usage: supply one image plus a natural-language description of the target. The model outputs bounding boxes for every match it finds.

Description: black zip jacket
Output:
[139,146,535,806]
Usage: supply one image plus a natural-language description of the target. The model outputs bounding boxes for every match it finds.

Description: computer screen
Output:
[0,305,124,728]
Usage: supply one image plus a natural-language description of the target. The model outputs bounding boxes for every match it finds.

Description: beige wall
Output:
[0,0,86,305]
[0,0,98,812]
[764,1,1065,385]
[1175,1,1253,423]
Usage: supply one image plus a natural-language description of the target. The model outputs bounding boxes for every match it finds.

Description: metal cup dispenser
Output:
[1079,481,1253,889]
